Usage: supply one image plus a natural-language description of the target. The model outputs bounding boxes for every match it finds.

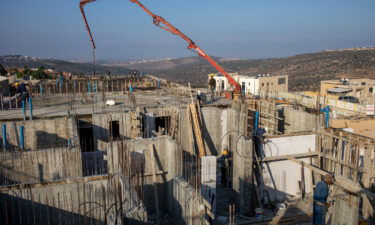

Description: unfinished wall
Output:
[330,188,359,225]
[92,112,132,151]
[262,134,316,200]
[92,106,178,151]
[107,136,179,215]
[178,104,247,156]
[282,107,323,134]
[1,117,77,150]
[0,147,83,185]
[170,177,205,225]
[0,174,147,225]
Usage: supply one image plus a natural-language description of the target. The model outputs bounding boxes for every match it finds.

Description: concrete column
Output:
[232,138,253,214]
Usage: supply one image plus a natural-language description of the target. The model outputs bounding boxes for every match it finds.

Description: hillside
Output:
[0,55,130,75]
[2,48,375,91]
[112,48,375,90]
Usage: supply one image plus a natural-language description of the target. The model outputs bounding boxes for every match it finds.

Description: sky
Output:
[0,0,374,60]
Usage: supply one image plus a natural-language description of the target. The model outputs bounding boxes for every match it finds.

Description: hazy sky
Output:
[1,0,374,60]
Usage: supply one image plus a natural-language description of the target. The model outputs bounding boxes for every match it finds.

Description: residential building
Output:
[209,73,288,96]
[320,78,375,100]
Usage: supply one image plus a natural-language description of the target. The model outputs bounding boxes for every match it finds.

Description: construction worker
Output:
[313,173,335,225]
[208,76,216,100]
[252,126,268,158]
[16,82,30,102]
[217,148,231,187]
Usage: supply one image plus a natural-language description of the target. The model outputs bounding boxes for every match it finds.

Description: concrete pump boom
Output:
[79,0,242,95]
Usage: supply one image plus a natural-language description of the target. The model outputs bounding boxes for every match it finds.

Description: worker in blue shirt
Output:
[313,173,335,225]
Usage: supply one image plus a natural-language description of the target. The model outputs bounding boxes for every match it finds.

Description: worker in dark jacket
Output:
[16,82,30,102]
[313,174,335,225]
[209,77,216,100]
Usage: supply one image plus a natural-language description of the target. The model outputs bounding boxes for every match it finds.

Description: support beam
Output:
[261,152,318,162]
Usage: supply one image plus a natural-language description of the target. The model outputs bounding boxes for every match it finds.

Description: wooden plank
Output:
[261,152,318,162]
[319,152,359,170]
[189,103,206,157]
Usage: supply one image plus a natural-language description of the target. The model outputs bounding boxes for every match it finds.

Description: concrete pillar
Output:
[232,138,253,214]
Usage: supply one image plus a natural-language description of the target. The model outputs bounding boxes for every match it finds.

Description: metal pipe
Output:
[40,84,44,96]
[88,81,91,94]
[2,124,6,151]
[19,125,24,150]
[254,111,259,128]
[68,138,72,148]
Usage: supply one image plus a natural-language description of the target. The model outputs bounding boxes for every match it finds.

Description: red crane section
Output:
[80,0,96,49]
[79,0,241,94]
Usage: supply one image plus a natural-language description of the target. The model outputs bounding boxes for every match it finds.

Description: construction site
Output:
[1,1,375,225]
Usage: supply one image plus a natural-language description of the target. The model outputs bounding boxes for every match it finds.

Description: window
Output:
[262,83,264,87]
[155,116,171,135]
[370,87,373,93]
[361,82,366,85]
[109,121,120,139]
[278,78,286,85]
[77,120,94,152]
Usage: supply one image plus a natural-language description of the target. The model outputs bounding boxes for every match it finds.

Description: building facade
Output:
[210,73,288,96]
[320,78,375,100]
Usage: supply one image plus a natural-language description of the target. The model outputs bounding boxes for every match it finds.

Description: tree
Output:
[0,64,7,76]
[31,67,50,79]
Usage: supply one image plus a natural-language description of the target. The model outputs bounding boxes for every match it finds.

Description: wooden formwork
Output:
[316,129,375,223]
[246,99,282,136]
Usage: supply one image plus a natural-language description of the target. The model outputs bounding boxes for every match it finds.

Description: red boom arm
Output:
[80,0,96,49]
[79,0,241,93]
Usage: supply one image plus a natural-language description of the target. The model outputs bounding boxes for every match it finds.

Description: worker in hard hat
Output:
[208,76,216,101]
[16,82,30,102]
[196,90,206,105]
[218,147,231,188]
[253,126,268,158]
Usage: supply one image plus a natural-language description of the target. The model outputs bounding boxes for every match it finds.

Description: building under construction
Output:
[0,75,374,225]
[0,0,374,224]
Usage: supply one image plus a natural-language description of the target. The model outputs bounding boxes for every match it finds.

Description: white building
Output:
[210,73,288,96]
[236,75,260,96]
[211,73,261,95]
